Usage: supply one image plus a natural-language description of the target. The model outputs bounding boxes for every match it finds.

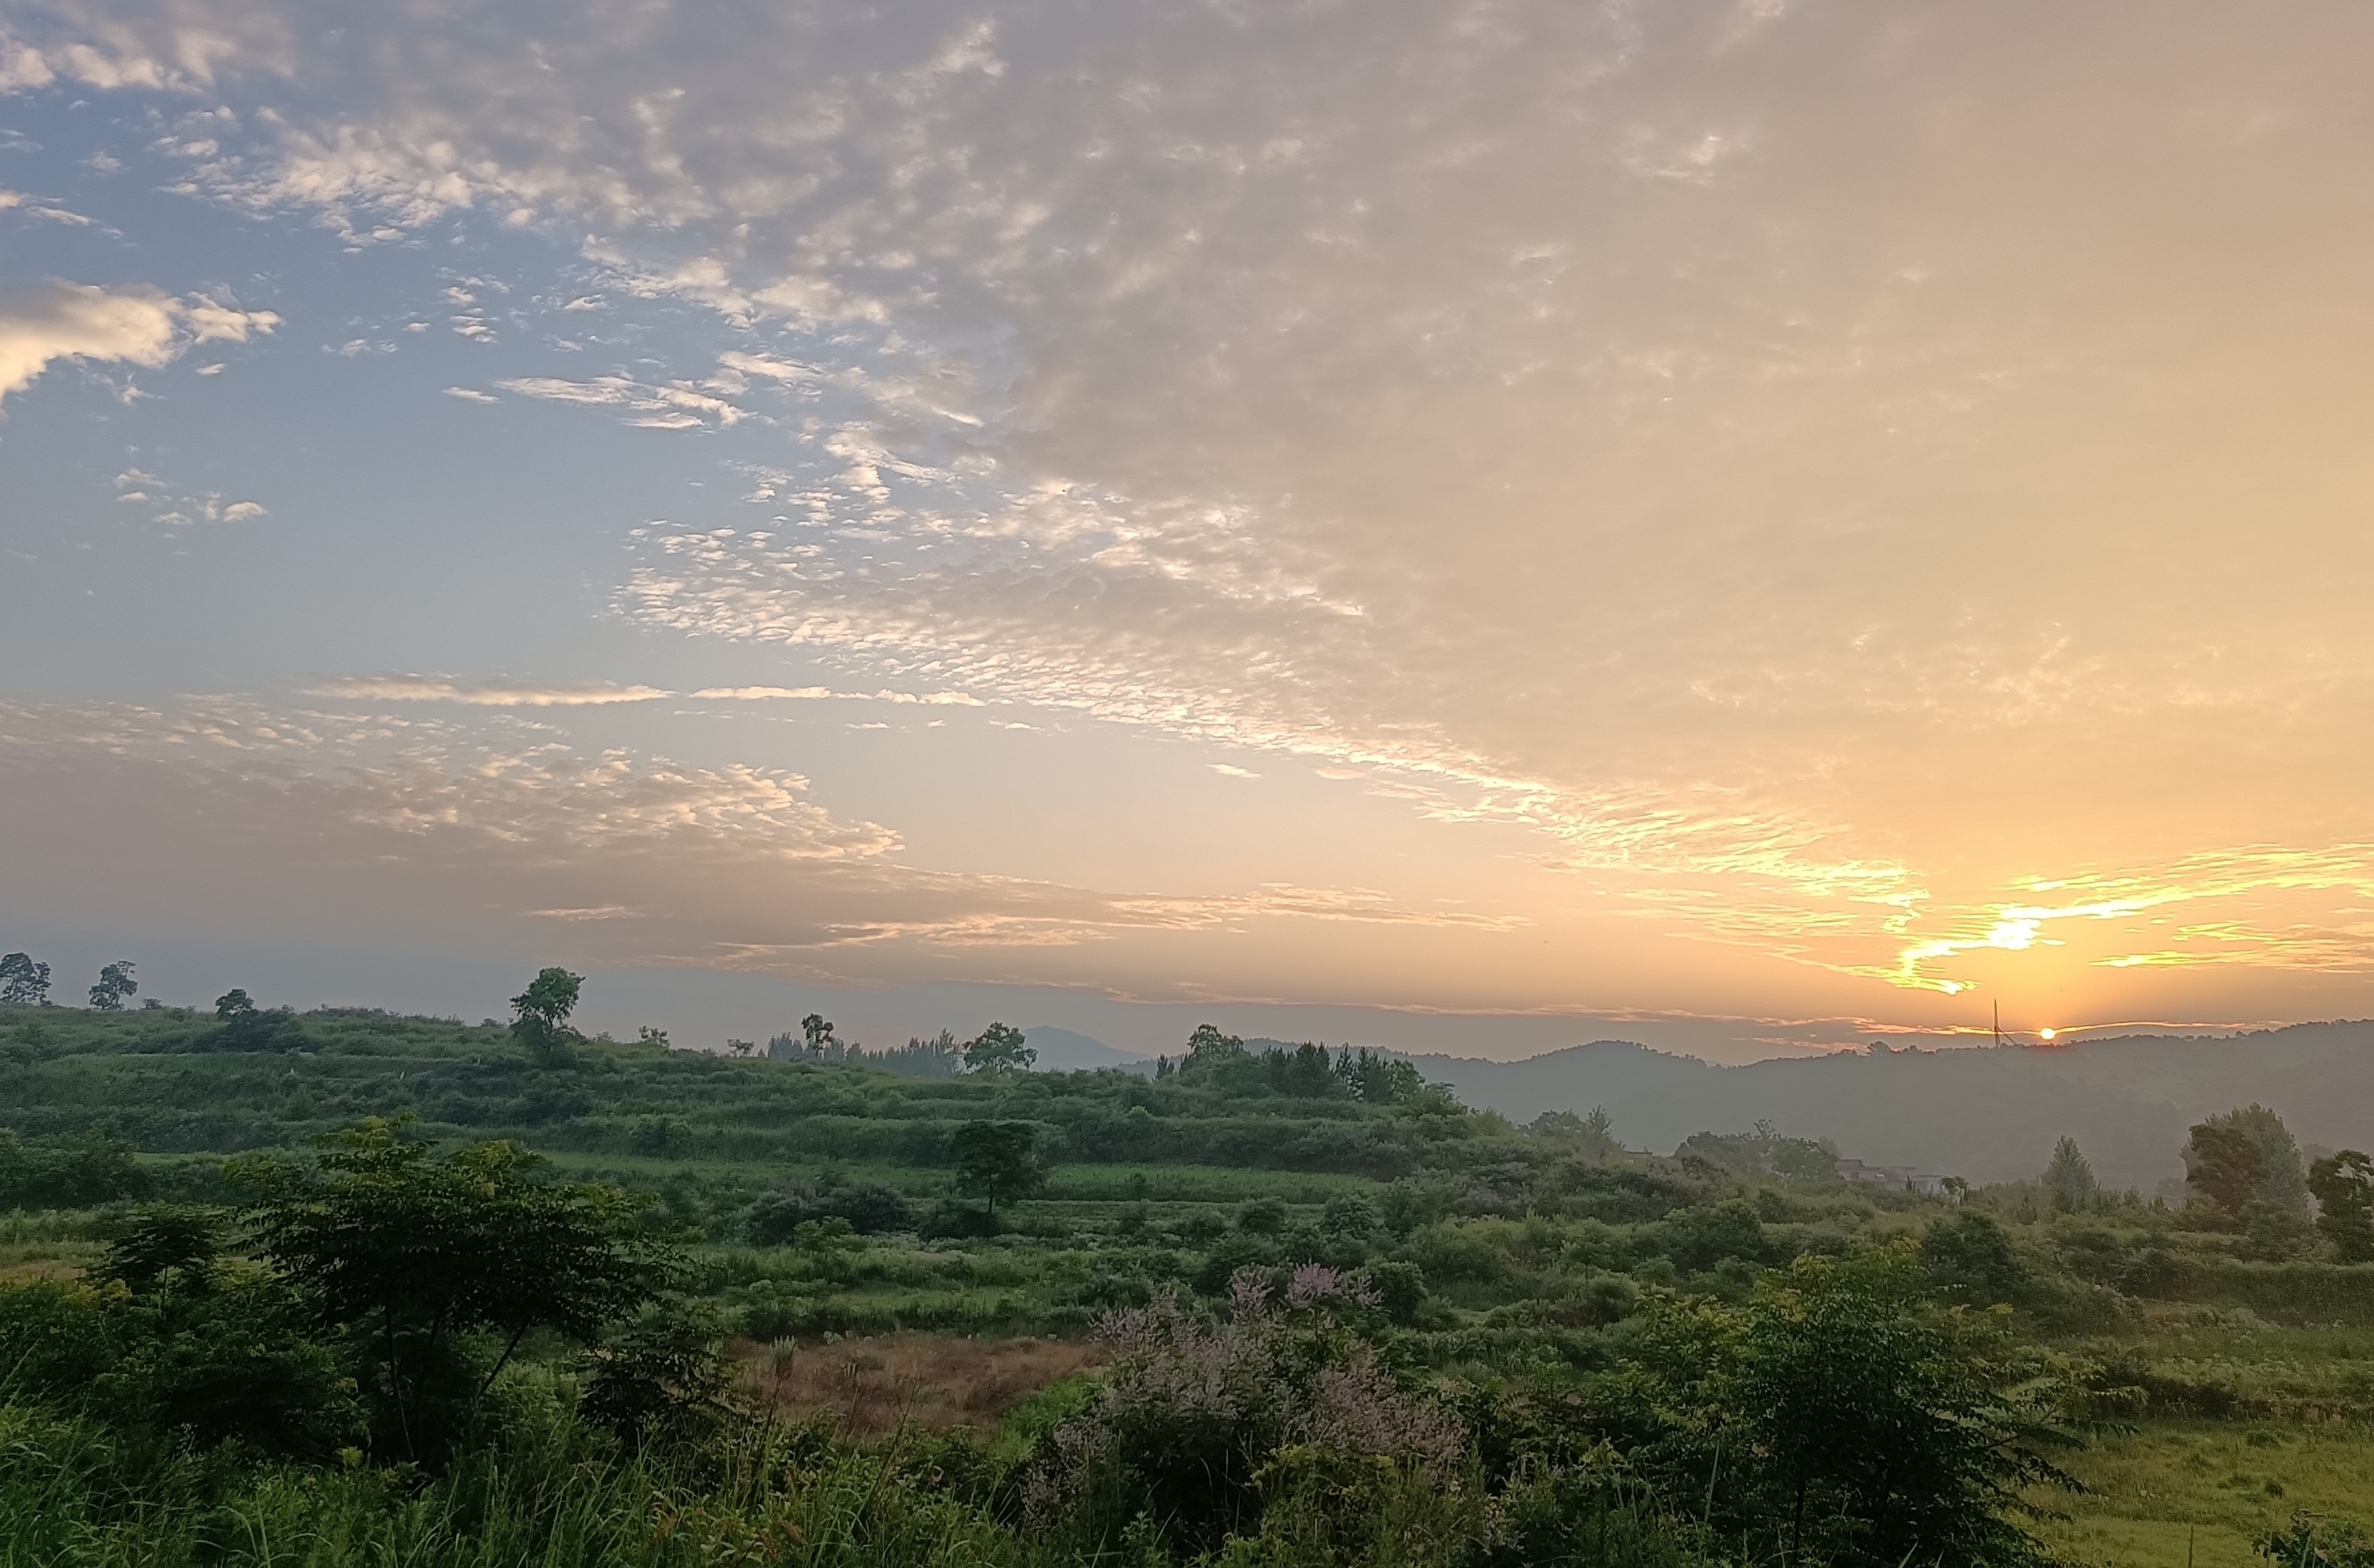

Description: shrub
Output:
[1022,1274,1462,1559]
[747,1180,913,1242]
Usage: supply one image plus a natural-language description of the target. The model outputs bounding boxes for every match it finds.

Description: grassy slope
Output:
[14,1001,2374,1548]
[2039,1421,2374,1567]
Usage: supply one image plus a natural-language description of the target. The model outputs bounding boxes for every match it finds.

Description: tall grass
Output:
[0,1391,1029,1568]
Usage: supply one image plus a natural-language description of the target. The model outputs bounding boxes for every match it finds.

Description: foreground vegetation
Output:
[4,970,2374,1564]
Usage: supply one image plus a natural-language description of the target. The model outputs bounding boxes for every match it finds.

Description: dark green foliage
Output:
[2186,1119,2263,1221]
[87,959,137,1011]
[746,1177,912,1240]
[510,965,584,1066]
[0,1215,363,1458]
[2043,1136,2098,1211]
[0,951,51,1007]
[0,1126,147,1207]
[1606,1251,2077,1567]
[963,1021,1036,1073]
[235,1119,668,1458]
[2256,1512,2374,1566]
[2190,1105,2310,1222]
[1648,1197,1769,1275]
[1922,1208,2028,1305]
[2237,1199,2319,1262]
[100,1202,227,1292]
[950,1120,1045,1217]
[2309,1150,2374,1263]
[1674,1121,1832,1183]
[1366,1259,1427,1324]
[1236,1196,1289,1235]
[200,1005,310,1053]
[579,1297,743,1454]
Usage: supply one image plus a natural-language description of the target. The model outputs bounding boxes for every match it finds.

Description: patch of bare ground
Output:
[738,1334,1107,1437]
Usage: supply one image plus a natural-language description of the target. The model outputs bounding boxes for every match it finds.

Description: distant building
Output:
[1835,1157,1956,1199]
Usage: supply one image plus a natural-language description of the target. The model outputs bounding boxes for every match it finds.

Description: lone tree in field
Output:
[950,1119,1045,1219]
[0,952,50,1007]
[2309,1150,2374,1263]
[510,966,584,1066]
[963,1021,1035,1074]
[2041,1137,2097,1212]
[87,959,137,1010]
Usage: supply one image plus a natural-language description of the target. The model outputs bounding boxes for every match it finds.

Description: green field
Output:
[6,997,2374,1565]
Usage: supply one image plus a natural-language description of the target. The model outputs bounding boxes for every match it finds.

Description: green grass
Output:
[2035,1420,2374,1567]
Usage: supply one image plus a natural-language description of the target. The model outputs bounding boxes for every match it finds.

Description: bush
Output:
[1022,1278,1464,1559]
[747,1180,913,1241]
[0,1127,147,1209]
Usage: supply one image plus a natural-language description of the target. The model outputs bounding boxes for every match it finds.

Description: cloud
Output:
[0,694,1523,988]
[689,685,834,701]
[442,385,497,402]
[22,0,2374,1014]
[495,374,746,429]
[0,188,91,223]
[0,281,277,405]
[306,677,673,706]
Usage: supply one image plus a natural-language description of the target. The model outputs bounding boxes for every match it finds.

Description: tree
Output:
[2195,1104,2308,1214]
[1186,1022,1246,1068]
[1617,1249,2076,1567]
[235,1118,666,1461]
[2041,1136,2097,1212]
[1922,1209,2028,1305]
[215,989,255,1019]
[2185,1120,2264,1222]
[2309,1150,2374,1263]
[0,952,50,1007]
[88,960,137,1010]
[963,1021,1036,1073]
[949,1119,1045,1218]
[1730,1253,2076,1566]
[510,966,584,1066]
[802,1013,837,1053]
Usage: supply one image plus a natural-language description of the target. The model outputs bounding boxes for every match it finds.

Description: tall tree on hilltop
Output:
[0,952,50,1007]
[510,967,584,1066]
[963,1021,1035,1073]
[87,960,137,1010]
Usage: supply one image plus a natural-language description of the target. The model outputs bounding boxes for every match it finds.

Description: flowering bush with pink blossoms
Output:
[1021,1265,1466,1558]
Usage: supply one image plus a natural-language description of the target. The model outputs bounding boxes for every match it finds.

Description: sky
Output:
[4,0,2373,1063]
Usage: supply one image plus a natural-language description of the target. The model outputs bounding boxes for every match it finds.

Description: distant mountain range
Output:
[1026,1020,2374,1189]
[1021,1026,1159,1074]
[1396,1023,2374,1189]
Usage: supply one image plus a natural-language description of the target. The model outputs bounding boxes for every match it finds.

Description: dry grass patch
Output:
[740,1333,1106,1437]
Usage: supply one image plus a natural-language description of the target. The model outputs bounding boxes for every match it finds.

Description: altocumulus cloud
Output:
[13,0,2374,1008]
[0,695,1517,990]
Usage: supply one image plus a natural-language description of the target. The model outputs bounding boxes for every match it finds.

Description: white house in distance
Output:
[1834,1158,1957,1199]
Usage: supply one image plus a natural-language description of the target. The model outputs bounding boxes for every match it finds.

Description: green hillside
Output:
[7,994,2374,1565]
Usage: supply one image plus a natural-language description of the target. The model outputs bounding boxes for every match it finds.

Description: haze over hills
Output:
[1395,1023,2374,1189]
[1019,1021,2374,1190]
[1019,1026,1157,1074]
